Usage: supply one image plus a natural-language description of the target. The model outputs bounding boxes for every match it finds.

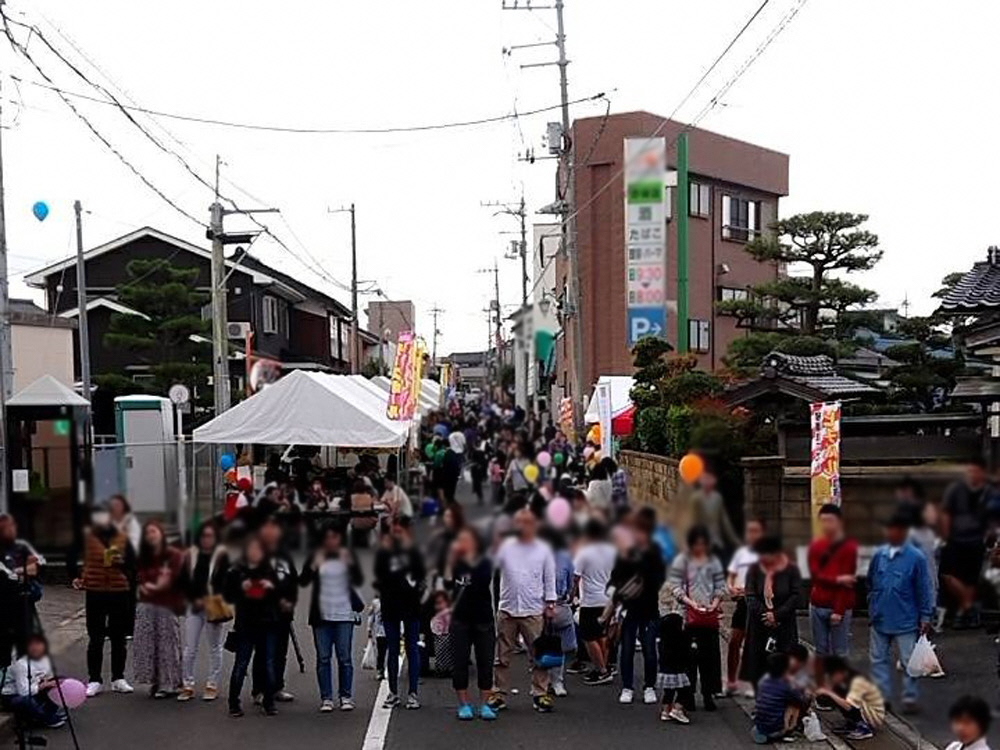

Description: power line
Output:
[11,69,607,135]
[525,0,807,301]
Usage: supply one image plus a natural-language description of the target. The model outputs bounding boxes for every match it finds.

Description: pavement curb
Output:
[732,691,852,750]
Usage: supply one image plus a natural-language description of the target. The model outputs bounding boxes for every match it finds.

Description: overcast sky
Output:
[1,0,997,354]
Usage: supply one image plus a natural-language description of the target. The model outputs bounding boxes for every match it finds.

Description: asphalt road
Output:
[32,484,768,750]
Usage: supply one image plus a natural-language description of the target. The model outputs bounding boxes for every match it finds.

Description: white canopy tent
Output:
[370,375,438,416]
[193,370,408,448]
[584,375,636,423]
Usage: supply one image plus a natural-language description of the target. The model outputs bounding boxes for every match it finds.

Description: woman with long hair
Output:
[177,522,230,702]
[132,521,184,698]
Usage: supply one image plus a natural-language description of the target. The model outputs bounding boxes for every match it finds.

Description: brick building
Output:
[554,111,789,406]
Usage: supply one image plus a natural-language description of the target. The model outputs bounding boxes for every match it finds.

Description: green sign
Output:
[627,180,664,204]
[53,419,71,437]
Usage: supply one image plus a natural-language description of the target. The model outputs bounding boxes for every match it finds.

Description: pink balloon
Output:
[537,451,552,468]
[582,446,595,460]
[55,678,87,709]
[546,497,572,529]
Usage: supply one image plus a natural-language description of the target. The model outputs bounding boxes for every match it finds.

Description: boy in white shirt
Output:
[1,635,66,728]
[945,696,991,750]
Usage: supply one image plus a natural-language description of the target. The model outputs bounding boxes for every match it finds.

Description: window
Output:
[718,287,750,303]
[262,295,279,334]
[722,195,761,241]
[689,182,710,217]
[688,319,710,354]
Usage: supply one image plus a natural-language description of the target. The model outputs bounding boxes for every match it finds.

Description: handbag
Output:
[204,594,234,624]
[684,557,720,629]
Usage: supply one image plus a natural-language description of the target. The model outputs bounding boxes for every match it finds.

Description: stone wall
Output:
[619,450,681,522]
[743,458,964,548]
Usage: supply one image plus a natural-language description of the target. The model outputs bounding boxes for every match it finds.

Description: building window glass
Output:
[689,182,710,217]
[688,319,710,353]
[722,195,760,241]
[718,287,750,303]
[262,296,279,334]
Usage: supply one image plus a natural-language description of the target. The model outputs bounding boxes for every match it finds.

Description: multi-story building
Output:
[366,300,416,345]
[554,111,789,406]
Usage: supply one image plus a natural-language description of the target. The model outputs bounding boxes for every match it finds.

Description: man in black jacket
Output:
[253,519,299,703]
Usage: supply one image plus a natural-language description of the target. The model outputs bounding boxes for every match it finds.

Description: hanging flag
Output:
[810,401,842,536]
[388,331,420,421]
[559,396,576,443]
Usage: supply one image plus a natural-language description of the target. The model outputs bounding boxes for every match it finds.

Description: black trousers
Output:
[450,619,495,692]
[85,591,131,683]
[254,620,291,694]
[686,626,722,698]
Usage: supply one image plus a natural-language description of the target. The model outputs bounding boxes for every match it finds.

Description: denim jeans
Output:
[183,610,226,687]
[229,628,277,711]
[313,621,354,701]
[619,613,658,691]
[384,617,421,697]
[4,694,64,726]
[810,606,852,657]
[869,628,918,703]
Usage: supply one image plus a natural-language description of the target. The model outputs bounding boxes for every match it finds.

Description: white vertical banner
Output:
[596,381,613,458]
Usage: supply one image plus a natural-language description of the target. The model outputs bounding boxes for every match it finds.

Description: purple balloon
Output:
[55,678,87,709]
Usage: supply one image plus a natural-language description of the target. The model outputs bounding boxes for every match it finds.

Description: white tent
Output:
[369,375,437,416]
[192,370,408,448]
[584,375,636,423]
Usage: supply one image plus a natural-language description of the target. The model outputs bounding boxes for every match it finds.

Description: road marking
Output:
[362,657,405,750]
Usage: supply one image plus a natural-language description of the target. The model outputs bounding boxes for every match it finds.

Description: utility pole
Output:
[0,69,10,512]
[481,194,529,307]
[209,156,277,417]
[429,304,444,368]
[503,0,583,415]
[329,204,358,373]
[73,201,92,403]
[478,262,503,402]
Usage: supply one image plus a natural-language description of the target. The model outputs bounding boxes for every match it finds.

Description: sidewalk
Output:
[798,614,997,749]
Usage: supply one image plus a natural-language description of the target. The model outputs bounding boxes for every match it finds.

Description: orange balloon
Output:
[678,453,705,485]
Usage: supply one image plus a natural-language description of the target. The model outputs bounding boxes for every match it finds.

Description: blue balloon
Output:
[219,453,236,471]
[32,201,49,222]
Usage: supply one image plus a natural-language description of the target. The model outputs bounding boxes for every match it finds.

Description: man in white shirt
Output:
[573,519,616,685]
[489,509,557,713]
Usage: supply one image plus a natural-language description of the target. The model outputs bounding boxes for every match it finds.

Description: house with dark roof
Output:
[24,227,354,419]
[725,352,880,408]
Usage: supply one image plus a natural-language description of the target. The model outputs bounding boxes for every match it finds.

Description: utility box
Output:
[114,395,177,517]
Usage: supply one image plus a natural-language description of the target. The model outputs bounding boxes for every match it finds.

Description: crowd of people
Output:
[0,401,997,749]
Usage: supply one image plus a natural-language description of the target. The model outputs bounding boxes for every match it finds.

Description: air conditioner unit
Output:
[227,322,251,339]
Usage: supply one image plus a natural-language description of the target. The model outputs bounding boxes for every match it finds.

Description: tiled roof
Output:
[763,352,835,376]
[939,248,1000,313]
[951,377,1000,401]
[760,351,879,397]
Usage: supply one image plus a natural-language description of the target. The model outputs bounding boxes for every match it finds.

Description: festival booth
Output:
[370,375,438,417]
[584,375,637,436]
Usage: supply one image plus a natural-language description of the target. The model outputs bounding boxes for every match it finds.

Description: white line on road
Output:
[362,657,406,750]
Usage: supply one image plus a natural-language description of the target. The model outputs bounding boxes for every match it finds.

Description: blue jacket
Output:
[867,543,935,635]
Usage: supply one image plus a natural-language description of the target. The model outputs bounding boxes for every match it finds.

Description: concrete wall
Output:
[12,323,75,391]
[742,457,964,548]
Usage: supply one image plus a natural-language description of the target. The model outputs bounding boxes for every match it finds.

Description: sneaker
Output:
[457,703,475,721]
[405,693,421,710]
[340,697,356,711]
[846,722,874,741]
[643,687,657,704]
[383,693,400,709]
[703,695,718,712]
[45,718,67,729]
[479,703,498,721]
[724,682,739,696]
[85,681,103,698]
[320,700,336,713]
[111,679,134,694]
[177,687,195,702]
[252,693,263,706]
[485,693,507,712]
[229,705,244,718]
[376,670,385,682]
[742,687,755,699]
[152,689,170,699]
[275,690,295,702]
[553,681,568,697]
[669,706,691,724]
[533,694,554,713]
[203,685,219,702]
[565,660,588,675]
[619,688,634,704]
[264,706,278,717]
[583,669,613,685]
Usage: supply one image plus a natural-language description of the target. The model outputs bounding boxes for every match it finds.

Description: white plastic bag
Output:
[361,638,377,671]
[906,634,944,678]
[803,710,828,742]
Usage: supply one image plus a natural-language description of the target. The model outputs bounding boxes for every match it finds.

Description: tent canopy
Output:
[193,370,409,448]
[584,375,636,423]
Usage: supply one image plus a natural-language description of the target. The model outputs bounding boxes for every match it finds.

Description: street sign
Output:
[627,307,666,347]
[168,383,190,405]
